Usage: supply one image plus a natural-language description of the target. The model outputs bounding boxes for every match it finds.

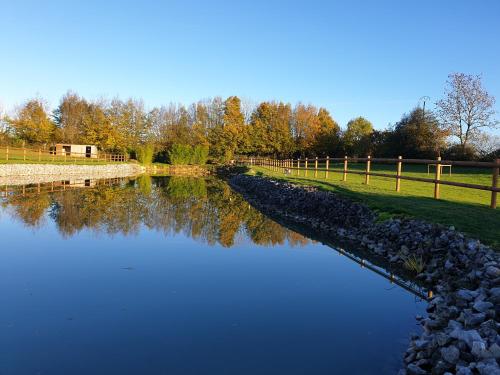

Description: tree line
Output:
[1,73,498,162]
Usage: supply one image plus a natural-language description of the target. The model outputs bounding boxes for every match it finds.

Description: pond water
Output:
[0,176,425,375]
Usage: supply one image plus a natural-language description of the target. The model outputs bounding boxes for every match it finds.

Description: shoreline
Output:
[229,174,500,375]
[0,163,144,185]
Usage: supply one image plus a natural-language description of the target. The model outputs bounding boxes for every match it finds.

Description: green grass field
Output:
[249,163,499,249]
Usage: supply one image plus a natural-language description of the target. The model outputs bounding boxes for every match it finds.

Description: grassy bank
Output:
[249,164,499,249]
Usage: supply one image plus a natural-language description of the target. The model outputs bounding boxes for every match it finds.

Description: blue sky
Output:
[1,0,499,129]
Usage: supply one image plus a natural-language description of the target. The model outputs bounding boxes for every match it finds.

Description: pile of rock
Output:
[229,175,500,375]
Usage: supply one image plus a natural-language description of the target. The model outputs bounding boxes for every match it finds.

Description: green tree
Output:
[313,108,340,155]
[53,91,88,143]
[248,102,272,156]
[81,102,119,151]
[8,99,55,144]
[248,102,293,157]
[390,108,446,158]
[108,98,149,151]
[343,116,373,156]
[189,102,210,146]
[292,103,321,155]
[210,96,246,161]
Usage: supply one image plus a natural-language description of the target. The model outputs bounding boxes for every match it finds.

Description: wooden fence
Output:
[1,177,126,199]
[239,156,500,209]
[0,146,127,163]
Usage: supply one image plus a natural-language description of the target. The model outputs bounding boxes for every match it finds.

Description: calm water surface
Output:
[0,176,425,375]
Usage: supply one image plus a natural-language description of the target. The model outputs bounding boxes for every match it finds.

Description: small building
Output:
[55,144,98,158]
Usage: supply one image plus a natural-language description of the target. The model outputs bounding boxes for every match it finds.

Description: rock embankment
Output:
[230,175,500,375]
[0,163,144,185]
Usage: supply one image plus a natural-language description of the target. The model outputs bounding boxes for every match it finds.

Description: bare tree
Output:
[436,73,499,151]
[470,132,500,158]
[240,97,257,124]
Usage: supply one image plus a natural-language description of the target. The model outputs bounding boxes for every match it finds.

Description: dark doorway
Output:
[86,146,92,158]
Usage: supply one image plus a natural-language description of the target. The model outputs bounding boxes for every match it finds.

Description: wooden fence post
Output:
[434,156,442,199]
[325,156,329,179]
[491,158,499,209]
[23,148,26,161]
[6,146,9,161]
[343,156,348,181]
[305,157,308,176]
[365,155,371,184]
[314,157,318,178]
[396,156,402,192]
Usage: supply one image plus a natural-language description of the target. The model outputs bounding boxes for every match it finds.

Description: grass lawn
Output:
[249,163,499,249]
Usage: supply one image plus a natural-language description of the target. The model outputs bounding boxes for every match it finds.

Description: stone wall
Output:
[0,163,144,185]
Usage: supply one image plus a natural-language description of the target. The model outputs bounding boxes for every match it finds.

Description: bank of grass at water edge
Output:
[248,164,500,249]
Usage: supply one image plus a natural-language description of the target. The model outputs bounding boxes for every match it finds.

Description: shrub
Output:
[480,147,500,162]
[168,144,209,165]
[442,144,478,161]
[191,145,209,165]
[168,144,192,165]
[136,144,154,165]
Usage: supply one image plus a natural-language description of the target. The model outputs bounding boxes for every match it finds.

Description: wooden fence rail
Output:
[1,178,127,199]
[238,156,500,209]
[0,146,127,163]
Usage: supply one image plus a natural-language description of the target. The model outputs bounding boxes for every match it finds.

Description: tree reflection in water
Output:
[1,176,310,248]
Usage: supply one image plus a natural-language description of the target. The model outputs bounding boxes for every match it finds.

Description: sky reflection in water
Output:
[0,176,425,375]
